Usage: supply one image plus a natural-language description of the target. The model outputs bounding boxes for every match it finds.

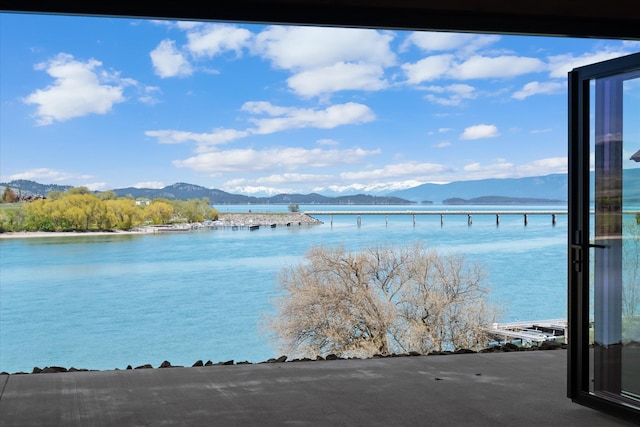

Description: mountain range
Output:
[3,169,640,204]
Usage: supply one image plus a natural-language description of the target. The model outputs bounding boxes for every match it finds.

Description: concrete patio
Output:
[0,349,637,426]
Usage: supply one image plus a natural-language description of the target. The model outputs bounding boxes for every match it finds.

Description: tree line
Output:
[0,186,218,232]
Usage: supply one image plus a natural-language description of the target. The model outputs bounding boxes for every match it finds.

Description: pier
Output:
[304,210,567,227]
[488,319,568,345]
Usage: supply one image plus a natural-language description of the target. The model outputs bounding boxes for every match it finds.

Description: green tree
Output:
[97,189,119,201]
[144,201,174,225]
[288,203,300,213]
[68,186,92,195]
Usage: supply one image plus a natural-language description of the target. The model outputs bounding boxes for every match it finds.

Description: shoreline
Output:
[0,213,323,239]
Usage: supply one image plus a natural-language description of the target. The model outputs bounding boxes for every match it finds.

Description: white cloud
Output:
[7,168,92,182]
[434,141,451,148]
[547,51,629,79]
[403,54,543,85]
[339,162,450,180]
[186,24,252,58]
[402,32,499,55]
[450,55,545,79]
[84,182,108,191]
[424,83,476,106]
[150,39,192,78]
[287,62,387,97]
[146,102,375,153]
[253,26,396,70]
[145,128,249,146]
[173,147,380,173]
[243,102,376,134]
[531,128,553,134]
[133,181,165,189]
[402,54,454,84]
[255,173,334,184]
[23,53,128,125]
[252,26,395,96]
[512,81,564,100]
[518,157,567,175]
[460,124,500,140]
[460,156,567,180]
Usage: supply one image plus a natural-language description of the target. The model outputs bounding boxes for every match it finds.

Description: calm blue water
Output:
[0,204,572,373]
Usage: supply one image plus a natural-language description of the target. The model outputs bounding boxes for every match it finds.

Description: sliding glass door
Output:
[568,51,640,420]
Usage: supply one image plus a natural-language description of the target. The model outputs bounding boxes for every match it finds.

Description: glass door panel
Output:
[568,52,640,420]
[589,71,640,405]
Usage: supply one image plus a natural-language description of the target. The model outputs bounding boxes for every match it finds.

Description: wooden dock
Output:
[487,319,568,345]
[304,210,567,226]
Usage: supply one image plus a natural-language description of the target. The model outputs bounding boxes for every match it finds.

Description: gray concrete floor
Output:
[0,349,637,426]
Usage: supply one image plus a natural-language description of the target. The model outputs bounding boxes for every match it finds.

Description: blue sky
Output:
[1,13,639,196]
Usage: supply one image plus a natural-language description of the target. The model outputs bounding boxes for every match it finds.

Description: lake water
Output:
[0,204,572,373]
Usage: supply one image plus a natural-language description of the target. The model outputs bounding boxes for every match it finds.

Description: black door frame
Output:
[568,51,640,420]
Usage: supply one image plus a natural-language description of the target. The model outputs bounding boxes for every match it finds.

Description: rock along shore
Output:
[215,212,323,227]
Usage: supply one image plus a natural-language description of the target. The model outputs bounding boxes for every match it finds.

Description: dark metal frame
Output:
[568,51,640,421]
[1,1,640,40]
[3,0,640,421]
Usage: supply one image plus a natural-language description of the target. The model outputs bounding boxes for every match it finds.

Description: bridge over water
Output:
[304,210,568,226]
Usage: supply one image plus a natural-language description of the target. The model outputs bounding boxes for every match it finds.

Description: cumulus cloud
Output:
[7,168,92,182]
[145,128,250,146]
[173,147,380,173]
[252,26,395,96]
[460,156,567,180]
[339,161,450,180]
[146,101,375,154]
[460,124,500,140]
[253,26,396,70]
[242,102,376,134]
[150,39,192,78]
[547,51,630,79]
[402,54,454,84]
[186,24,252,58]
[402,54,544,85]
[450,55,545,79]
[424,83,476,106]
[23,53,129,125]
[287,62,387,97]
[402,32,499,55]
[512,81,564,100]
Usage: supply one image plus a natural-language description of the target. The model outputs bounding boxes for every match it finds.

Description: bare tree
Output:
[266,244,498,359]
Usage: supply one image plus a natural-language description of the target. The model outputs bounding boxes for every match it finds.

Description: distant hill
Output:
[0,180,72,196]
[3,168,639,205]
[443,196,564,205]
[388,174,569,203]
[389,169,640,203]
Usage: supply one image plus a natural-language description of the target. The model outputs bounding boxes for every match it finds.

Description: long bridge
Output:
[304,210,568,226]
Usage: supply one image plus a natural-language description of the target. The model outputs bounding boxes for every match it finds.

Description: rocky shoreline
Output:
[0,341,566,376]
[215,212,323,227]
[0,213,323,239]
